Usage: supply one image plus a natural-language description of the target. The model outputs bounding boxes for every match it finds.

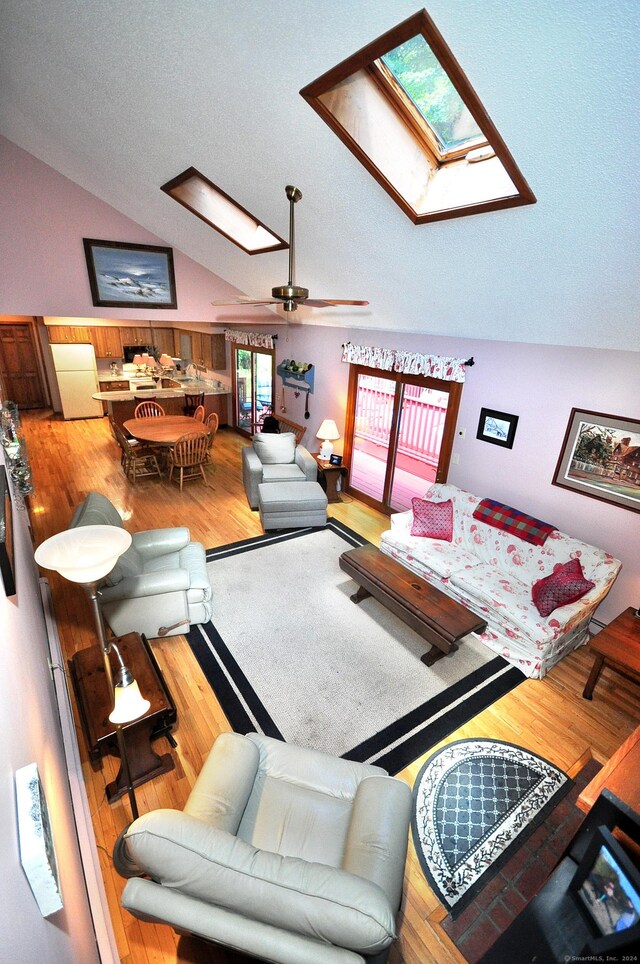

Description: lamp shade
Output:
[316,419,340,442]
[132,354,143,366]
[34,525,132,583]
[159,354,174,367]
[109,678,150,725]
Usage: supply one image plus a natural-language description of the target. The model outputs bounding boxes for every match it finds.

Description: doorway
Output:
[0,322,46,408]
[344,365,462,513]
[231,345,275,436]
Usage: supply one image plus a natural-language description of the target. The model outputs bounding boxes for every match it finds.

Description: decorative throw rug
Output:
[187,521,523,773]
[412,738,573,918]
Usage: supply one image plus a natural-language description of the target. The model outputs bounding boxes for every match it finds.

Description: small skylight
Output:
[161,168,288,255]
[300,9,535,224]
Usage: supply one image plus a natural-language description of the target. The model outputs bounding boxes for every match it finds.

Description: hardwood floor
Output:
[23,410,640,964]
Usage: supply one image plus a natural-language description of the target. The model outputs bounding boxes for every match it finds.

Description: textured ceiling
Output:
[1,0,639,349]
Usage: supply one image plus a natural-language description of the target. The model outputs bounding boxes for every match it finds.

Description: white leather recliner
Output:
[69,492,212,638]
[242,432,317,509]
[115,732,412,963]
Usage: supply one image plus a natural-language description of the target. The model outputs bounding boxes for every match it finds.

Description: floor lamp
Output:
[35,524,149,820]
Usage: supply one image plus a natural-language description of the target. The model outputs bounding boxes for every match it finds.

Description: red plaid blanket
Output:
[472,499,556,545]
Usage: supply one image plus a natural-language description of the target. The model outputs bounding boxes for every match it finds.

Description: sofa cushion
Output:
[106,544,144,585]
[261,463,306,483]
[410,498,453,540]
[531,559,595,618]
[382,532,480,580]
[449,564,557,642]
[252,432,296,465]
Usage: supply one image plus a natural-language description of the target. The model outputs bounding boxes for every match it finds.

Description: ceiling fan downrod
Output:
[271,185,307,311]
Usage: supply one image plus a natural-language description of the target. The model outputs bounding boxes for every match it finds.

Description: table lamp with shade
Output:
[317,419,340,461]
[34,524,148,820]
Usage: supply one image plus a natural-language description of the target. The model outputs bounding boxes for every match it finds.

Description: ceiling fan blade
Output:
[211,297,281,306]
[303,299,370,307]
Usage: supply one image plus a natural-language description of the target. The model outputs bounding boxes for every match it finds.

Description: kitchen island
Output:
[93,378,230,427]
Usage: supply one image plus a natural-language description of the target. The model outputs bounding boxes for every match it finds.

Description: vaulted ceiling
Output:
[1,0,638,349]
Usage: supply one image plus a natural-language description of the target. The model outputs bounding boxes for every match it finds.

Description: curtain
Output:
[341,342,469,382]
[225,330,275,350]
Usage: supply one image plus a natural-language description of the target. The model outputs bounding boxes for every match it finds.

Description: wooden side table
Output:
[312,453,346,503]
[577,725,640,814]
[69,632,177,802]
[582,606,640,700]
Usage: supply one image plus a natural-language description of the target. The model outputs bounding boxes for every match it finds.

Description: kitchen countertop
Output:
[93,376,230,401]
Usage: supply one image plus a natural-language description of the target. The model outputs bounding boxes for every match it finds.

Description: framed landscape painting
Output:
[476,408,519,449]
[83,239,177,309]
[553,409,640,513]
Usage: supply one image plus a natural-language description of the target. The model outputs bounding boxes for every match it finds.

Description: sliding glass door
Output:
[232,345,274,436]
[344,365,461,512]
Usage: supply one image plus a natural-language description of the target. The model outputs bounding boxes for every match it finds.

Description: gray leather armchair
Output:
[69,492,212,638]
[115,732,412,963]
[242,431,317,509]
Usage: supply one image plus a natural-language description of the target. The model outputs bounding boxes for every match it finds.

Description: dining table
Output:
[123,415,209,446]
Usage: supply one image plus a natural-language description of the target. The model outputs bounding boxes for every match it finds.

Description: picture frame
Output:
[552,409,640,514]
[476,408,519,449]
[570,825,640,953]
[329,454,343,466]
[0,465,16,597]
[83,239,177,309]
[15,763,63,917]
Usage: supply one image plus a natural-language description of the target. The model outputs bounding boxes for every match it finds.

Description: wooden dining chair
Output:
[184,392,205,417]
[167,432,209,492]
[134,400,165,418]
[193,404,206,422]
[114,423,162,484]
[204,411,219,462]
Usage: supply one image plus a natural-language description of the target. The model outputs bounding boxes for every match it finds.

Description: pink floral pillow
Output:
[410,498,453,541]
[531,558,595,618]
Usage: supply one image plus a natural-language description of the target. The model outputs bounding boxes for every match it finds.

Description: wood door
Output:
[0,324,46,408]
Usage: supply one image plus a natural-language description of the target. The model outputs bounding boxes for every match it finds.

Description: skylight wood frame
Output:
[300,9,536,224]
[161,167,289,255]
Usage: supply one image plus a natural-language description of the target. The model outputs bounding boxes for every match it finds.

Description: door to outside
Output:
[232,345,274,436]
[344,366,462,512]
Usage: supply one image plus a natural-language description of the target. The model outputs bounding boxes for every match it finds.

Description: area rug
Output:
[412,738,573,918]
[187,521,523,774]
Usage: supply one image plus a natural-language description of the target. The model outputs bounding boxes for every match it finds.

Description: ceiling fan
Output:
[212,185,369,313]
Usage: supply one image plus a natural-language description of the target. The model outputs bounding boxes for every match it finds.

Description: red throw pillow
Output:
[410,498,453,541]
[531,558,595,618]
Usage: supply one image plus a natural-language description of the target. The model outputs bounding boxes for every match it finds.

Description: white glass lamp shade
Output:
[317,419,340,460]
[109,679,150,725]
[34,525,132,584]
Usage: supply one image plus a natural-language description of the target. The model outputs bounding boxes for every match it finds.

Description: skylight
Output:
[161,168,288,255]
[300,9,535,224]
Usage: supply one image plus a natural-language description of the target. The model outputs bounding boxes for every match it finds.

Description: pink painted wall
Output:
[282,325,640,625]
[0,135,240,320]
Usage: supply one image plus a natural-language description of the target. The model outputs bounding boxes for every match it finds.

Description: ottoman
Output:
[258,481,328,530]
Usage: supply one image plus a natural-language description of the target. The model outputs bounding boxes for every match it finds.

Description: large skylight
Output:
[300,9,535,224]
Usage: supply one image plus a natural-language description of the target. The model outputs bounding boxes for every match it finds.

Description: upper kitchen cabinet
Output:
[47,325,92,343]
[119,327,152,346]
[151,327,175,357]
[211,333,226,370]
[90,326,123,358]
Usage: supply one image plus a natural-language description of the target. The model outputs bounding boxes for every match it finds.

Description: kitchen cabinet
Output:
[211,333,226,370]
[47,325,92,343]
[151,327,175,357]
[98,380,130,393]
[91,326,123,358]
[119,327,152,346]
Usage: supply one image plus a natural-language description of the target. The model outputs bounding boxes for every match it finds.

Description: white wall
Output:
[0,452,100,962]
[280,323,640,624]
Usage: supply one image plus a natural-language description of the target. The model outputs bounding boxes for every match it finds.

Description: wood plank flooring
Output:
[23,410,640,964]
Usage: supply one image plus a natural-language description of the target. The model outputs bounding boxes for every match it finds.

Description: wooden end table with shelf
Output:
[69,631,177,803]
[312,453,346,503]
[582,606,640,701]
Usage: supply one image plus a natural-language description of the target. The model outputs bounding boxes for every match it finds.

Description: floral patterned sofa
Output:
[380,483,621,679]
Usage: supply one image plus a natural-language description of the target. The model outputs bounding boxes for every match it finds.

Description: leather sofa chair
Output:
[115,731,412,963]
[69,492,212,638]
[242,431,317,509]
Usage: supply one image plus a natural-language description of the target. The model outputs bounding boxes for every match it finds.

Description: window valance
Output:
[225,330,276,350]
[341,342,472,383]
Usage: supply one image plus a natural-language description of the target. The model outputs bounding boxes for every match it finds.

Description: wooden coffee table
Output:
[582,607,640,700]
[339,544,487,666]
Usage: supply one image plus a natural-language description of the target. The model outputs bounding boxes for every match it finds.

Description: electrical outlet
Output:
[452,453,460,464]
[457,427,466,439]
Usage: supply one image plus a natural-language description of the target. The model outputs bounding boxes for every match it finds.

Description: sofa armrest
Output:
[242,446,264,509]
[132,527,190,559]
[184,733,260,833]
[295,445,317,481]
[389,510,412,533]
[99,569,190,601]
[342,776,411,911]
[122,809,397,953]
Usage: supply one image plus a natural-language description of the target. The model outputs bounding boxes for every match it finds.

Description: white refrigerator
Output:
[51,343,103,419]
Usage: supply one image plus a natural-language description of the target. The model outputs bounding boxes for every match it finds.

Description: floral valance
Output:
[225,330,275,350]
[341,343,471,383]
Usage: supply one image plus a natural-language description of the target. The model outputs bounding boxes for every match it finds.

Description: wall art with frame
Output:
[476,407,519,449]
[0,465,15,596]
[552,409,640,514]
[83,238,177,309]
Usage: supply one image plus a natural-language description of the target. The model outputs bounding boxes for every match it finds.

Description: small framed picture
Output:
[476,408,519,449]
[329,454,343,466]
